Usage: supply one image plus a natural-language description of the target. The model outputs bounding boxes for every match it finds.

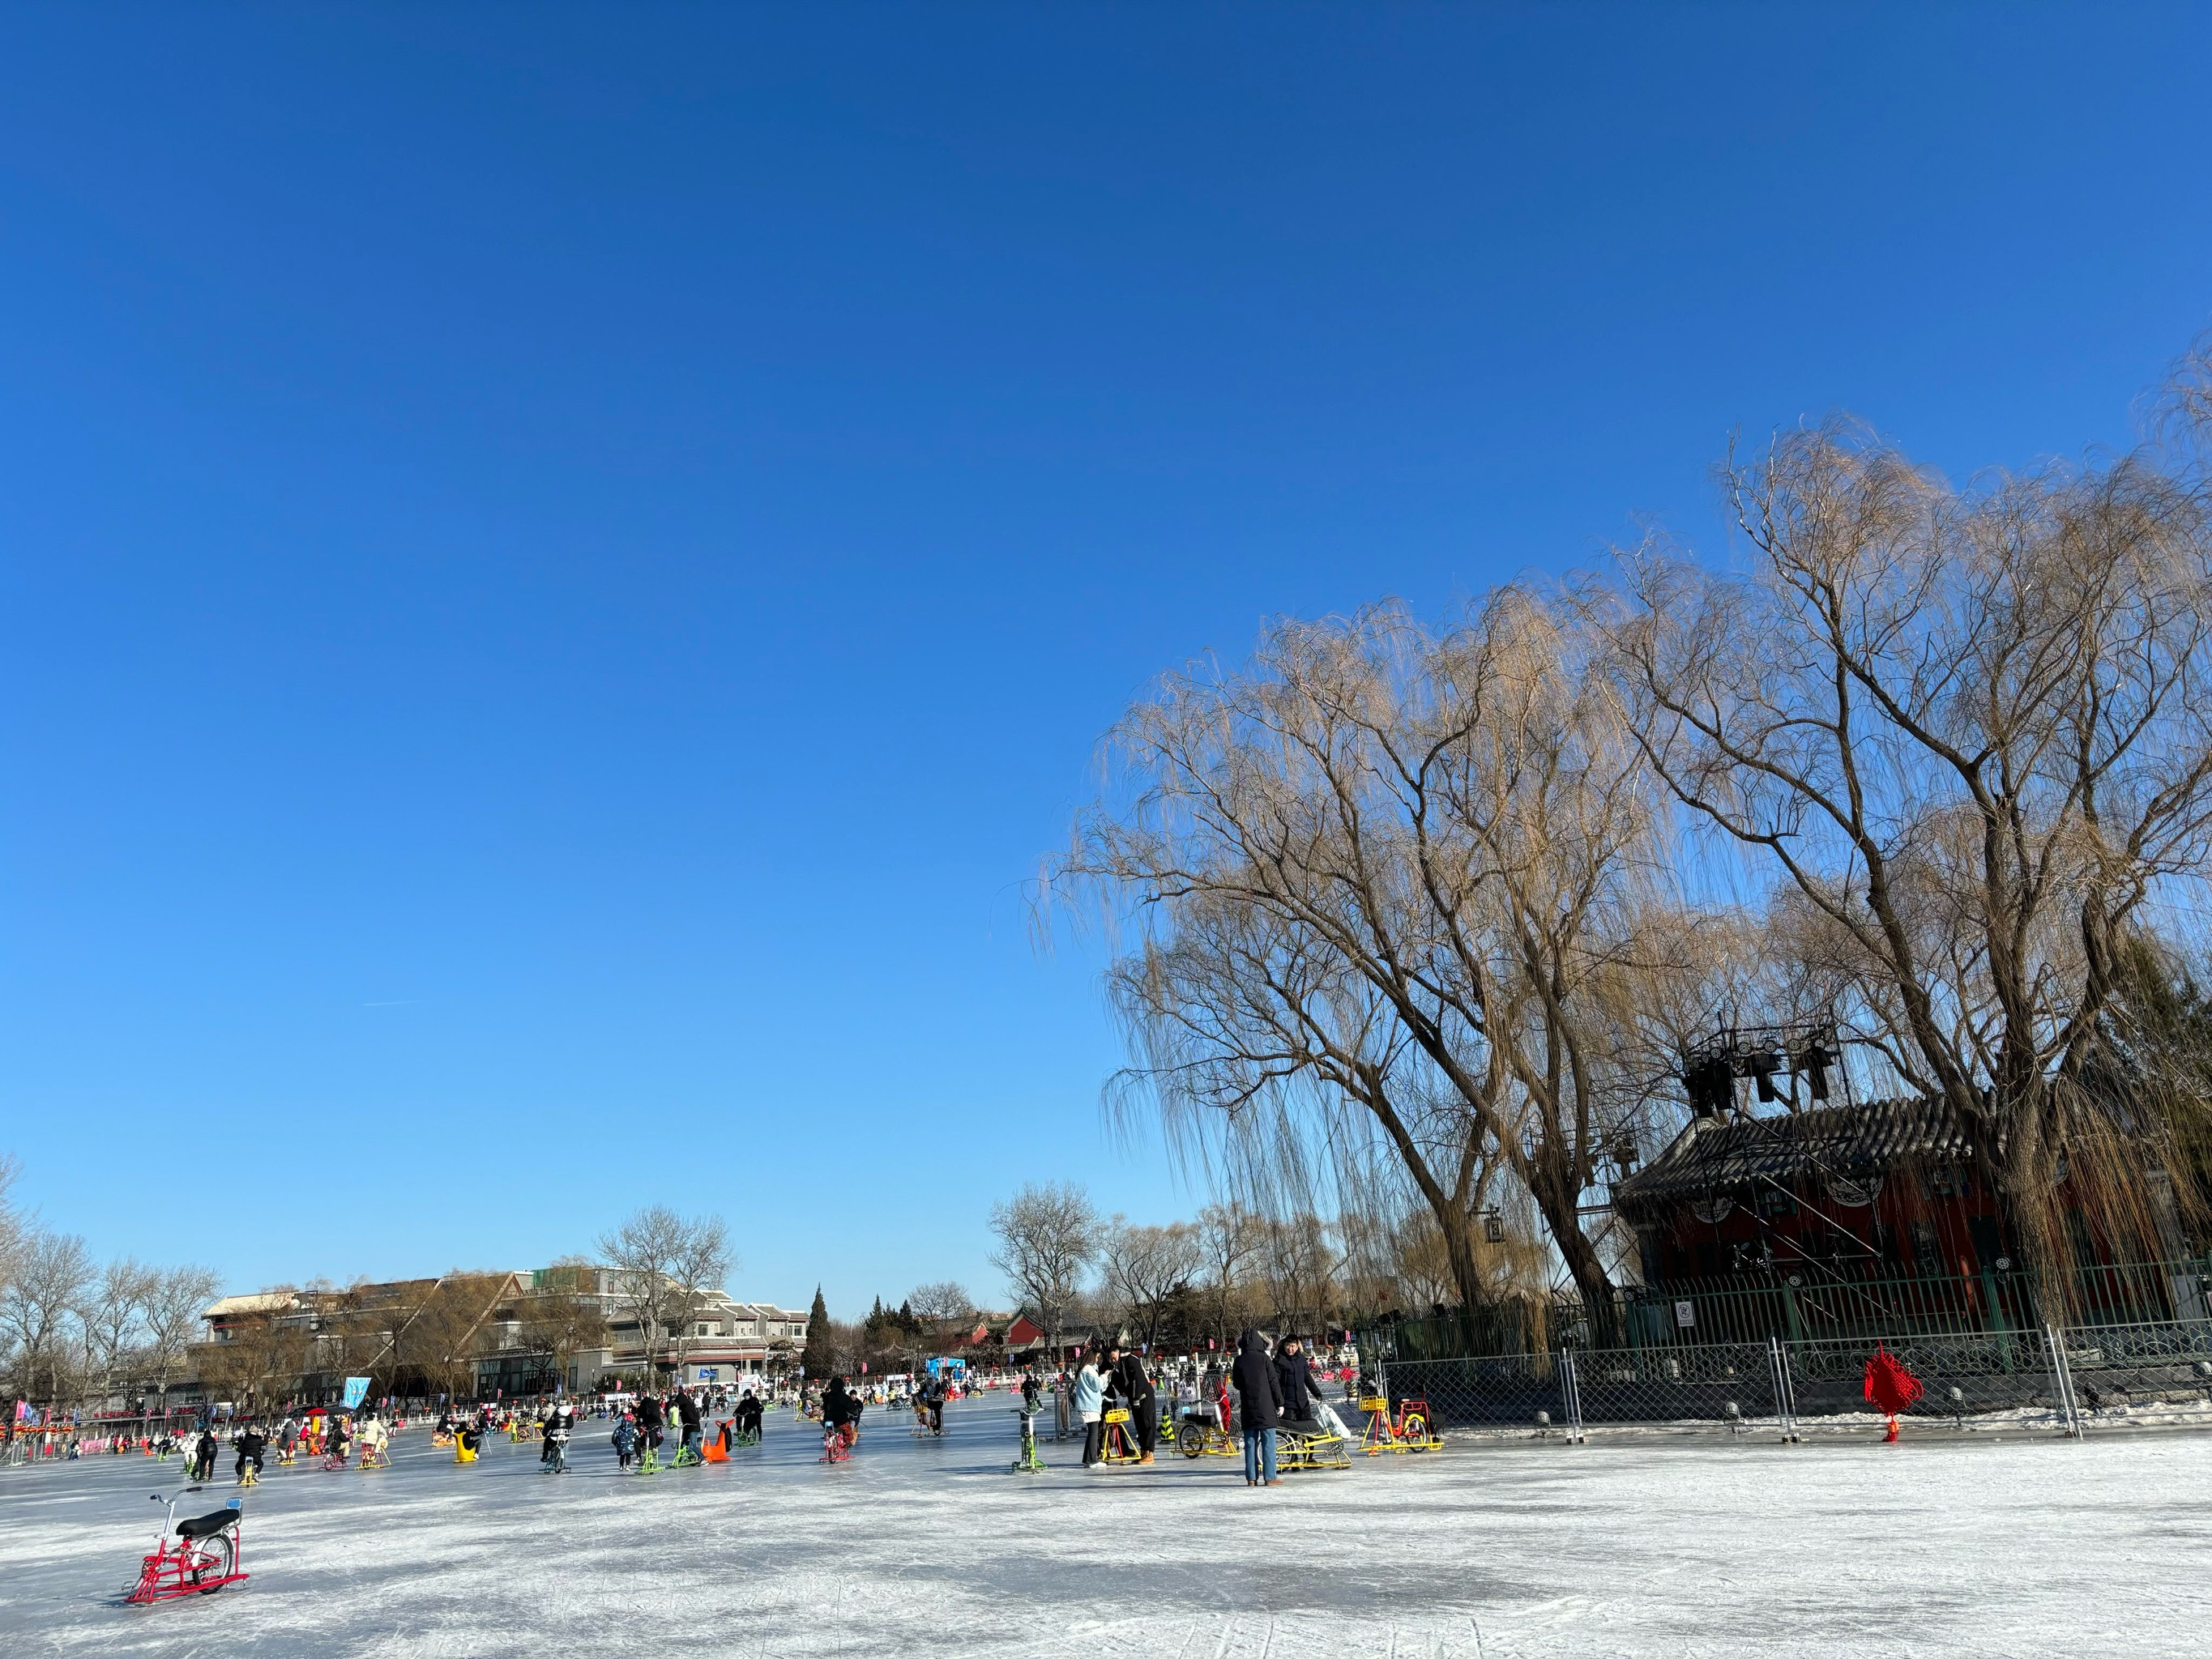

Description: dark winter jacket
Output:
[1231,1331,1283,1430]
[822,1383,856,1427]
[637,1396,664,1433]
[1108,1354,1155,1407]
[1275,1348,1321,1420]
[676,1392,702,1431]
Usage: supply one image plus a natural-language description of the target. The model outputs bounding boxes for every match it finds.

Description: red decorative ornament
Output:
[1863,1345,1924,1441]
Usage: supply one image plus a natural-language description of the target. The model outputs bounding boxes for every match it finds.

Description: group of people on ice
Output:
[609,1384,767,1469]
[165,1409,401,1484]
[1070,1330,1349,1484]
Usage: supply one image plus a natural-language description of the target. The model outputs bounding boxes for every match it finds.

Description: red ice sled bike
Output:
[124,1486,250,1604]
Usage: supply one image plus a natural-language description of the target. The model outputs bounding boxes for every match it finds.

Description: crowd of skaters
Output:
[10,1342,1364,1488]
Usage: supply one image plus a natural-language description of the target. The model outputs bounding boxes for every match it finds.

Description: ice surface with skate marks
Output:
[1,1398,2206,1656]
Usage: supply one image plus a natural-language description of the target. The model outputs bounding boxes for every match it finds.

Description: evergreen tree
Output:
[805,1286,832,1375]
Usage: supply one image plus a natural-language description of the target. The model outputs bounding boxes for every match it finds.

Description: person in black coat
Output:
[1274,1336,1323,1429]
[233,1423,267,1484]
[1104,1344,1158,1463]
[1231,1329,1283,1486]
[675,1388,704,1458]
[821,1377,856,1439]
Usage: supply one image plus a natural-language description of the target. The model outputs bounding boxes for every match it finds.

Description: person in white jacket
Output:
[1074,1349,1107,1468]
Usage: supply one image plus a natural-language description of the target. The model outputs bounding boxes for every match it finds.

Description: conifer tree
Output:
[804,1286,832,1375]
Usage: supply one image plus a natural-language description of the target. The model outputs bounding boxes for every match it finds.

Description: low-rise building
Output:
[554,1266,807,1389]
[191,1268,807,1402]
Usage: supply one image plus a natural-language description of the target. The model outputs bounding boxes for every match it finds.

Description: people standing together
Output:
[1063,1328,1351,1487]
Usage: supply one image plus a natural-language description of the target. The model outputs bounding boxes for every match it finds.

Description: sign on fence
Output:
[1674,1300,1696,1328]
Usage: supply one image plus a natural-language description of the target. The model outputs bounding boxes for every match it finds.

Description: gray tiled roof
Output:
[1613,1097,1975,1220]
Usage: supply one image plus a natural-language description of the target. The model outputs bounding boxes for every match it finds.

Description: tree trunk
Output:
[1528,1161,1617,1346]
[1433,1201,1488,1320]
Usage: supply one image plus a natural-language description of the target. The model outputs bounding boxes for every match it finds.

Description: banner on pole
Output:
[341,1376,370,1410]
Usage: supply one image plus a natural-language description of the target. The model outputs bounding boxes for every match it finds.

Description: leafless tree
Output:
[523,1263,612,1395]
[1096,1219,1203,1353]
[1059,594,1690,1335]
[0,1154,23,1286]
[1256,1212,1338,1337]
[1194,1202,1262,1344]
[1,1230,93,1406]
[597,1205,728,1383]
[1598,350,2212,1274]
[403,1273,510,1402]
[988,1182,1097,1360]
[82,1257,156,1411]
[907,1279,978,1354]
[908,1281,976,1321]
[141,1265,220,1418]
[667,1216,733,1380]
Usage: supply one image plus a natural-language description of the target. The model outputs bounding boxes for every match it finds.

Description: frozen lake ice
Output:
[2,1395,2206,1656]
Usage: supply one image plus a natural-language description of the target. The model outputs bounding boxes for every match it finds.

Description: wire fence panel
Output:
[2056,1319,2212,1416]
[1780,1331,2049,1420]
[1374,1352,1569,1430]
[1384,1344,1779,1430]
[1381,1255,2212,1358]
[1379,1316,2212,1431]
[1565,1342,1778,1426]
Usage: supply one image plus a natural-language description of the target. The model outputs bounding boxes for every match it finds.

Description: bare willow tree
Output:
[1599,354,2212,1277]
[988,1181,1097,1359]
[1060,593,1693,1335]
[1096,1218,1202,1352]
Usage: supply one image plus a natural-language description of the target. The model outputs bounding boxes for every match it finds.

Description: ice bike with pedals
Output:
[124,1486,250,1604]
[540,1427,571,1473]
[1009,1408,1045,1473]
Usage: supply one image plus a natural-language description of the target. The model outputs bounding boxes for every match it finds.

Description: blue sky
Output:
[2,5,2209,1315]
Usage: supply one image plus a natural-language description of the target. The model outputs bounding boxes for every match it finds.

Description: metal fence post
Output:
[2042,1323,2082,1438]
[1559,1349,1586,1444]
[1766,1337,1800,1443]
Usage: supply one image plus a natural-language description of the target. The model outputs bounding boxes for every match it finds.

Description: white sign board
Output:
[1674,1299,1696,1328]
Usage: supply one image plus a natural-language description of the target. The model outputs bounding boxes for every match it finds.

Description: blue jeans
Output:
[1243,1426,1277,1482]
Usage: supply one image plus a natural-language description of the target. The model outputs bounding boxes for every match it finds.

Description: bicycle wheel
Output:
[192,1532,237,1593]
[1176,1422,1205,1459]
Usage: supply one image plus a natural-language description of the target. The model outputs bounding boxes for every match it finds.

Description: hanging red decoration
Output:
[1864,1345,1924,1440]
